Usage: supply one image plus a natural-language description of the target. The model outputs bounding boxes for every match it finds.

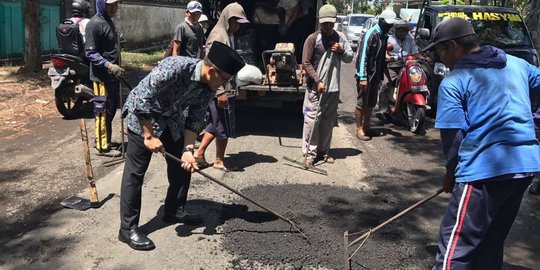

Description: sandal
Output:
[303,158,315,169]
[194,157,211,168]
[213,165,242,172]
[356,130,371,141]
[322,155,335,164]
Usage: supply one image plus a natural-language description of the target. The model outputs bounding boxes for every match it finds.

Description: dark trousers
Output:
[120,128,191,231]
[205,96,236,139]
[433,177,533,270]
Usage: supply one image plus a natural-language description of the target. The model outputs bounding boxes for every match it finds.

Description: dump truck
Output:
[206,0,326,107]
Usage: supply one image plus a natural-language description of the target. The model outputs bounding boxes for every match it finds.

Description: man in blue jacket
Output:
[85,0,124,157]
[355,10,397,140]
[424,18,540,269]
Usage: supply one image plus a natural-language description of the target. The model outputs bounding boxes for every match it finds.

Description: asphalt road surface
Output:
[0,62,538,269]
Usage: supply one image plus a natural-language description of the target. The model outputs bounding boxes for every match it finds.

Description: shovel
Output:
[61,119,100,211]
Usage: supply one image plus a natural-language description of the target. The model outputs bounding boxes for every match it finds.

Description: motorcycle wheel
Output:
[55,89,83,118]
[406,103,425,134]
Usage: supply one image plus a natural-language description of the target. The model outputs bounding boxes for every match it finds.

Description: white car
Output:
[334,15,347,32]
[358,17,378,46]
[343,13,374,51]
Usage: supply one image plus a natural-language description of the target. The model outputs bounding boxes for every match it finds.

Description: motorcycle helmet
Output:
[72,0,91,17]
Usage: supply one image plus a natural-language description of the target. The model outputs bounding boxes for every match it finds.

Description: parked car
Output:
[343,13,375,51]
[357,17,378,47]
[415,4,540,111]
[334,15,347,32]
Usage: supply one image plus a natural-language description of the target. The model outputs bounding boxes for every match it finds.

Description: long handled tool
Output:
[343,188,443,270]
[103,77,130,167]
[164,152,308,240]
[61,119,101,210]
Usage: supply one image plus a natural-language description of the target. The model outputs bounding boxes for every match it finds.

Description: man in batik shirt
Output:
[118,42,245,251]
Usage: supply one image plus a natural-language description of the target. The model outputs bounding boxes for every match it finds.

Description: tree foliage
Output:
[527,0,540,53]
[327,0,376,14]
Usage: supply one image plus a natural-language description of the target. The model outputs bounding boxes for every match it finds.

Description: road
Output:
[0,62,538,269]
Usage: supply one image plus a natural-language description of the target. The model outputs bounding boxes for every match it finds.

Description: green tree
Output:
[327,0,347,14]
[527,0,540,53]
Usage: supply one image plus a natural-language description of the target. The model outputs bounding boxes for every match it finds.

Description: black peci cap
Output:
[423,17,476,52]
[207,41,245,76]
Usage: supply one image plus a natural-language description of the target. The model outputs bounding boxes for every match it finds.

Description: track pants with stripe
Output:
[93,78,119,152]
[433,177,533,270]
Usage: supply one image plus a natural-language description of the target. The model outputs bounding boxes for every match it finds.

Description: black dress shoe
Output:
[163,211,203,225]
[118,229,155,251]
[529,182,540,195]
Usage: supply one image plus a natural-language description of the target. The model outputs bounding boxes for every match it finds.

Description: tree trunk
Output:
[527,0,540,54]
[24,0,41,72]
[479,0,488,5]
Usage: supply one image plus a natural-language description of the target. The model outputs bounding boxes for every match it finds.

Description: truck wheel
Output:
[55,88,83,118]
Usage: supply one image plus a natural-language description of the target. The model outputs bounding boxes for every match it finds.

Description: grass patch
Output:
[121,50,164,70]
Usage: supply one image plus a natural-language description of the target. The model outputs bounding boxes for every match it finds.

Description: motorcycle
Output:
[47,54,94,118]
[385,45,430,134]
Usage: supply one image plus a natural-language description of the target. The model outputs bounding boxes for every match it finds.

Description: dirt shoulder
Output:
[0,66,147,247]
[0,67,57,141]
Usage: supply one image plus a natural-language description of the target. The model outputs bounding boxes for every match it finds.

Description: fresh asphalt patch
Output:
[220,184,438,269]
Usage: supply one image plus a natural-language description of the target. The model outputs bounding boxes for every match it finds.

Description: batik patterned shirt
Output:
[122,57,213,142]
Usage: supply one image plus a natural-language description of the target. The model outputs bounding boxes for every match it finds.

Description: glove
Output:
[109,64,125,78]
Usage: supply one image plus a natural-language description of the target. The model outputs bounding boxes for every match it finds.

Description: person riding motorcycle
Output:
[379,19,420,118]
[69,0,91,44]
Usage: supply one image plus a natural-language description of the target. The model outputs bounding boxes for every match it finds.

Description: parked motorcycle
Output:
[47,54,94,118]
[386,45,430,134]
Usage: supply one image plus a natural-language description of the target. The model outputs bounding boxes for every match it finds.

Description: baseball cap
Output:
[187,1,203,13]
[318,4,337,23]
[236,17,250,24]
[423,17,476,52]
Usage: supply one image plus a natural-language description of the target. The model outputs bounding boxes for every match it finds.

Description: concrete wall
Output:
[115,3,186,50]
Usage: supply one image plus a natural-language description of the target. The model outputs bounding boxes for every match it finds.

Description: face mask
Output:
[379,18,393,34]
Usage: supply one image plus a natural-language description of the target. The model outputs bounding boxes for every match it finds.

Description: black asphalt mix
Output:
[220,184,439,269]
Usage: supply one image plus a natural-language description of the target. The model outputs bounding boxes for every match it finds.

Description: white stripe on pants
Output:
[302,90,339,159]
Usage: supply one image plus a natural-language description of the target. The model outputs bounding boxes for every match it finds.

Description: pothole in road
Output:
[220,184,433,269]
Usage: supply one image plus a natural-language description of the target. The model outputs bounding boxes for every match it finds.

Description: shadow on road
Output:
[225,151,278,170]
[329,147,362,160]
[0,168,35,183]
[138,201,279,238]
